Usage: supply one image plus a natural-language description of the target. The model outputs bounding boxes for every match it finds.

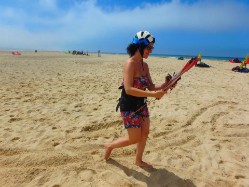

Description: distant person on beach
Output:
[104,31,173,168]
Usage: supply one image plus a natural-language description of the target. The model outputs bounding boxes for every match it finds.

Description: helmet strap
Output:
[138,47,145,71]
[138,47,143,58]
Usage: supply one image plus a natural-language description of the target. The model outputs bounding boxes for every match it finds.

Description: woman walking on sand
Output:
[104,31,172,169]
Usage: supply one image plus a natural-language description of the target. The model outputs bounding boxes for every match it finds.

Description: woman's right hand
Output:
[154,90,167,100]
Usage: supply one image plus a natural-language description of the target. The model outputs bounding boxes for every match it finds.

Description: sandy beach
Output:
[0,51,248,187]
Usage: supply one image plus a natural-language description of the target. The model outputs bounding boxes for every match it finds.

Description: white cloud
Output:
[0,0,249,51]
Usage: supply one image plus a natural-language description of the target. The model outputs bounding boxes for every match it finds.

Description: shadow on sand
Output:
[107,159,197,187]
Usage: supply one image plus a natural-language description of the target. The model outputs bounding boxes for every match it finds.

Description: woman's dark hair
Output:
[127,42,148,57]
[126,43,139,57]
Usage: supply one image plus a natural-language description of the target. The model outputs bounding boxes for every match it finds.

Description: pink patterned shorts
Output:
[120,106,149,129]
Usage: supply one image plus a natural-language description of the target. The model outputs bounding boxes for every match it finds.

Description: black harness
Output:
[116,85,147,113]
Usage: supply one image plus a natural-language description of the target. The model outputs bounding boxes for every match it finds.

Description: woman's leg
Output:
[135,117,152,167]
[104,127,141,160]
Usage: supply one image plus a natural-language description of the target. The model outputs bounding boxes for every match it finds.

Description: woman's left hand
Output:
[164,74,181,90]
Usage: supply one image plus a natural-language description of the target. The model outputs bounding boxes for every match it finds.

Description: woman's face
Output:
[143,43,154,59]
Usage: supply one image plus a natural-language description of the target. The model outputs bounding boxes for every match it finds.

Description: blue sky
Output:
[0,0,249,57]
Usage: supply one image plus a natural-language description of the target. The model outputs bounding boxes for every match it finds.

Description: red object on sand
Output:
[12,51,21,55]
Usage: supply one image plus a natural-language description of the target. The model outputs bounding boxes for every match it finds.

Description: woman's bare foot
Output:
[135,161,154,169]
[104,144,113,161]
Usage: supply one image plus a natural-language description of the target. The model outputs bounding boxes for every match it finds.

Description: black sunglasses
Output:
[146,45,154,50]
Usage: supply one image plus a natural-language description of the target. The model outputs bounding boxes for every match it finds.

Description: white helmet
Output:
[132,31,155,46]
